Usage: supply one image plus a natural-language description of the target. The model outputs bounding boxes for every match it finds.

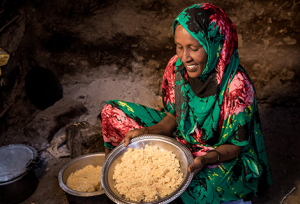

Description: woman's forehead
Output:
[174,25,201,45]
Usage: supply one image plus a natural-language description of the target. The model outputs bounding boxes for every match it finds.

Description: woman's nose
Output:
[182,49,192,63]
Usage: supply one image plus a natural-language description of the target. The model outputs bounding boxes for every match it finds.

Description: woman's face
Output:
[175,25,207,78]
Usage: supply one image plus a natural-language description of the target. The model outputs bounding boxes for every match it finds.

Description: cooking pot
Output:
[58,152,114,204]
[0,144,39,204]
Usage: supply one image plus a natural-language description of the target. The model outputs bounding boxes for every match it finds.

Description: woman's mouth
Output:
[186,64,198,72]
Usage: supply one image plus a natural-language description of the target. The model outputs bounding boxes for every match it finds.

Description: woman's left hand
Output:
[188,156,206,177]
[188,144,243,177]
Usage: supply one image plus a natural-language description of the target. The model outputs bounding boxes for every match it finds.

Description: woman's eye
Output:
[176,45,183,49]
[190,47,199,51]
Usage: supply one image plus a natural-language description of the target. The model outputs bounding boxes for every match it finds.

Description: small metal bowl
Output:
[101,134,194,204]
[58,153,114,204]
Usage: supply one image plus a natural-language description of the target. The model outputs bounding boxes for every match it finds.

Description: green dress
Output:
[100,3,273,203]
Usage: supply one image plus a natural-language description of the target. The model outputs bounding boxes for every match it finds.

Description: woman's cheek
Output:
[176,49,182,59]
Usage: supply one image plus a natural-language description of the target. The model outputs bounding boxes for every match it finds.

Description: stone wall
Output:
[0,0,299,128]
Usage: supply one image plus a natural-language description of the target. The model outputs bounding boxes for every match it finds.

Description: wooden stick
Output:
[0,103,12,119]
[0,15,20,34]
[281,186,296,204]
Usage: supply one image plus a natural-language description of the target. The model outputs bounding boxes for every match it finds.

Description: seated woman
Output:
[100,3,273,204]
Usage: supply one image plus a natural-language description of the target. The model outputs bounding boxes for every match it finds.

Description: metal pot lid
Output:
[0,144,38,183]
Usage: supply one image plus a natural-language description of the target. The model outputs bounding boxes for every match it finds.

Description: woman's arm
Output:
[123,112,177,147]
[207,144,242,163]
[189,144,242,176]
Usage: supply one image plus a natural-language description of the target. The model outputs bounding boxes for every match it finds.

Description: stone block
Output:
[66,121,104,158]
[24,97,87,144]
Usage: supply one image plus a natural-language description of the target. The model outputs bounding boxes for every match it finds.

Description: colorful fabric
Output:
[100,3,272,204]
[161,3,272,203]
[101,100,165,149]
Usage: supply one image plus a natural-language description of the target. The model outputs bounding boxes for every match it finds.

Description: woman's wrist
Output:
[143,124,172,136]
[143,127,150,134]
[203,150,220,165]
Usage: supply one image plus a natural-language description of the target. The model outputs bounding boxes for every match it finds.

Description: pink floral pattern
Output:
[162,55,177,106]
[201,3,238,84]
[162,60,254,144]
[222,70,254,120]
[101,104,143,146]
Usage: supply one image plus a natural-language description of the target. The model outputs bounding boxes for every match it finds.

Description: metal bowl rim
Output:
[0,144,38,183]
[101,134,194,204]
[58,152,105,197]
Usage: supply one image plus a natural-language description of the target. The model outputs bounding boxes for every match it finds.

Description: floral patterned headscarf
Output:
[172,3,241,146]
[168,3,272,194]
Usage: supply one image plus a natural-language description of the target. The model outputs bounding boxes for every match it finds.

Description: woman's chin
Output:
[187,71,201,78]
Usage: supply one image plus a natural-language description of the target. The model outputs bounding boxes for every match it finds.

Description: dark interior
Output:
[0,0,299,203]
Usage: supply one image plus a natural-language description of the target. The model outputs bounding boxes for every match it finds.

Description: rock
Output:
[46,133,70,159]
[65,121,104,158]
[24,97,87,144]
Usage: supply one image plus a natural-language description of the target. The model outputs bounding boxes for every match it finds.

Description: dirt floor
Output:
[7,104,298,204]
[25,105,300,204]
[1,72,298,204]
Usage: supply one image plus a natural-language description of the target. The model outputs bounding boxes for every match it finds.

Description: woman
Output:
[101,3,273,203]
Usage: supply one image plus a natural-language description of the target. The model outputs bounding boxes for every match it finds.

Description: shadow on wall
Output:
[1,0,300,106]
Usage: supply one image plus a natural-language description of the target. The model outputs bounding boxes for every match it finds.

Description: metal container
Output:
[101,134,194,204]
[0,144,39,204]
[58,152,114,204]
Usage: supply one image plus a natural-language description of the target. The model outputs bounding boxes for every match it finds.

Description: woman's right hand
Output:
[122,112,177,147]
[123,127,149,147]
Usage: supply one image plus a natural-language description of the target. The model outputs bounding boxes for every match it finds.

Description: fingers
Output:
[123,129,141,147]
[188,157,204,173]
[188,164,193,172]
[124,134,132,147]
[188,163,202,179]
[123,128,147,147]
[188,163,197,173]
[188,163,201,178]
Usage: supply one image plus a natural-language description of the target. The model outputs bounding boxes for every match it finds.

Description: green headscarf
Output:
[167,3,272,196]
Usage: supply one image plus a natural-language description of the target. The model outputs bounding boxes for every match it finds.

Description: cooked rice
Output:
[66,165,102,192]
[113,145,183,202]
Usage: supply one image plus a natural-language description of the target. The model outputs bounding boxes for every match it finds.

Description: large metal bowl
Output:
[58,153,114,204]
[101,134,194,204]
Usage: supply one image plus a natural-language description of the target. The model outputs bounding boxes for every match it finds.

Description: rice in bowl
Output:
[66,165,102,192]
[113,145,183,202]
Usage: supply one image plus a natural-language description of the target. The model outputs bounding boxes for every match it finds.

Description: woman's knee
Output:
[99,100,117,121]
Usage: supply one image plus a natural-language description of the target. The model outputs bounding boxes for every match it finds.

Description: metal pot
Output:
[58,152,114,204]
[0,144,39,204]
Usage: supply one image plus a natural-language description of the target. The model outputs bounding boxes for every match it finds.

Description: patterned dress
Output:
[101,3,273,204]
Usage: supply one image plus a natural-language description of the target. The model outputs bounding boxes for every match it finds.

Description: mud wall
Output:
[0,0,299,123]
